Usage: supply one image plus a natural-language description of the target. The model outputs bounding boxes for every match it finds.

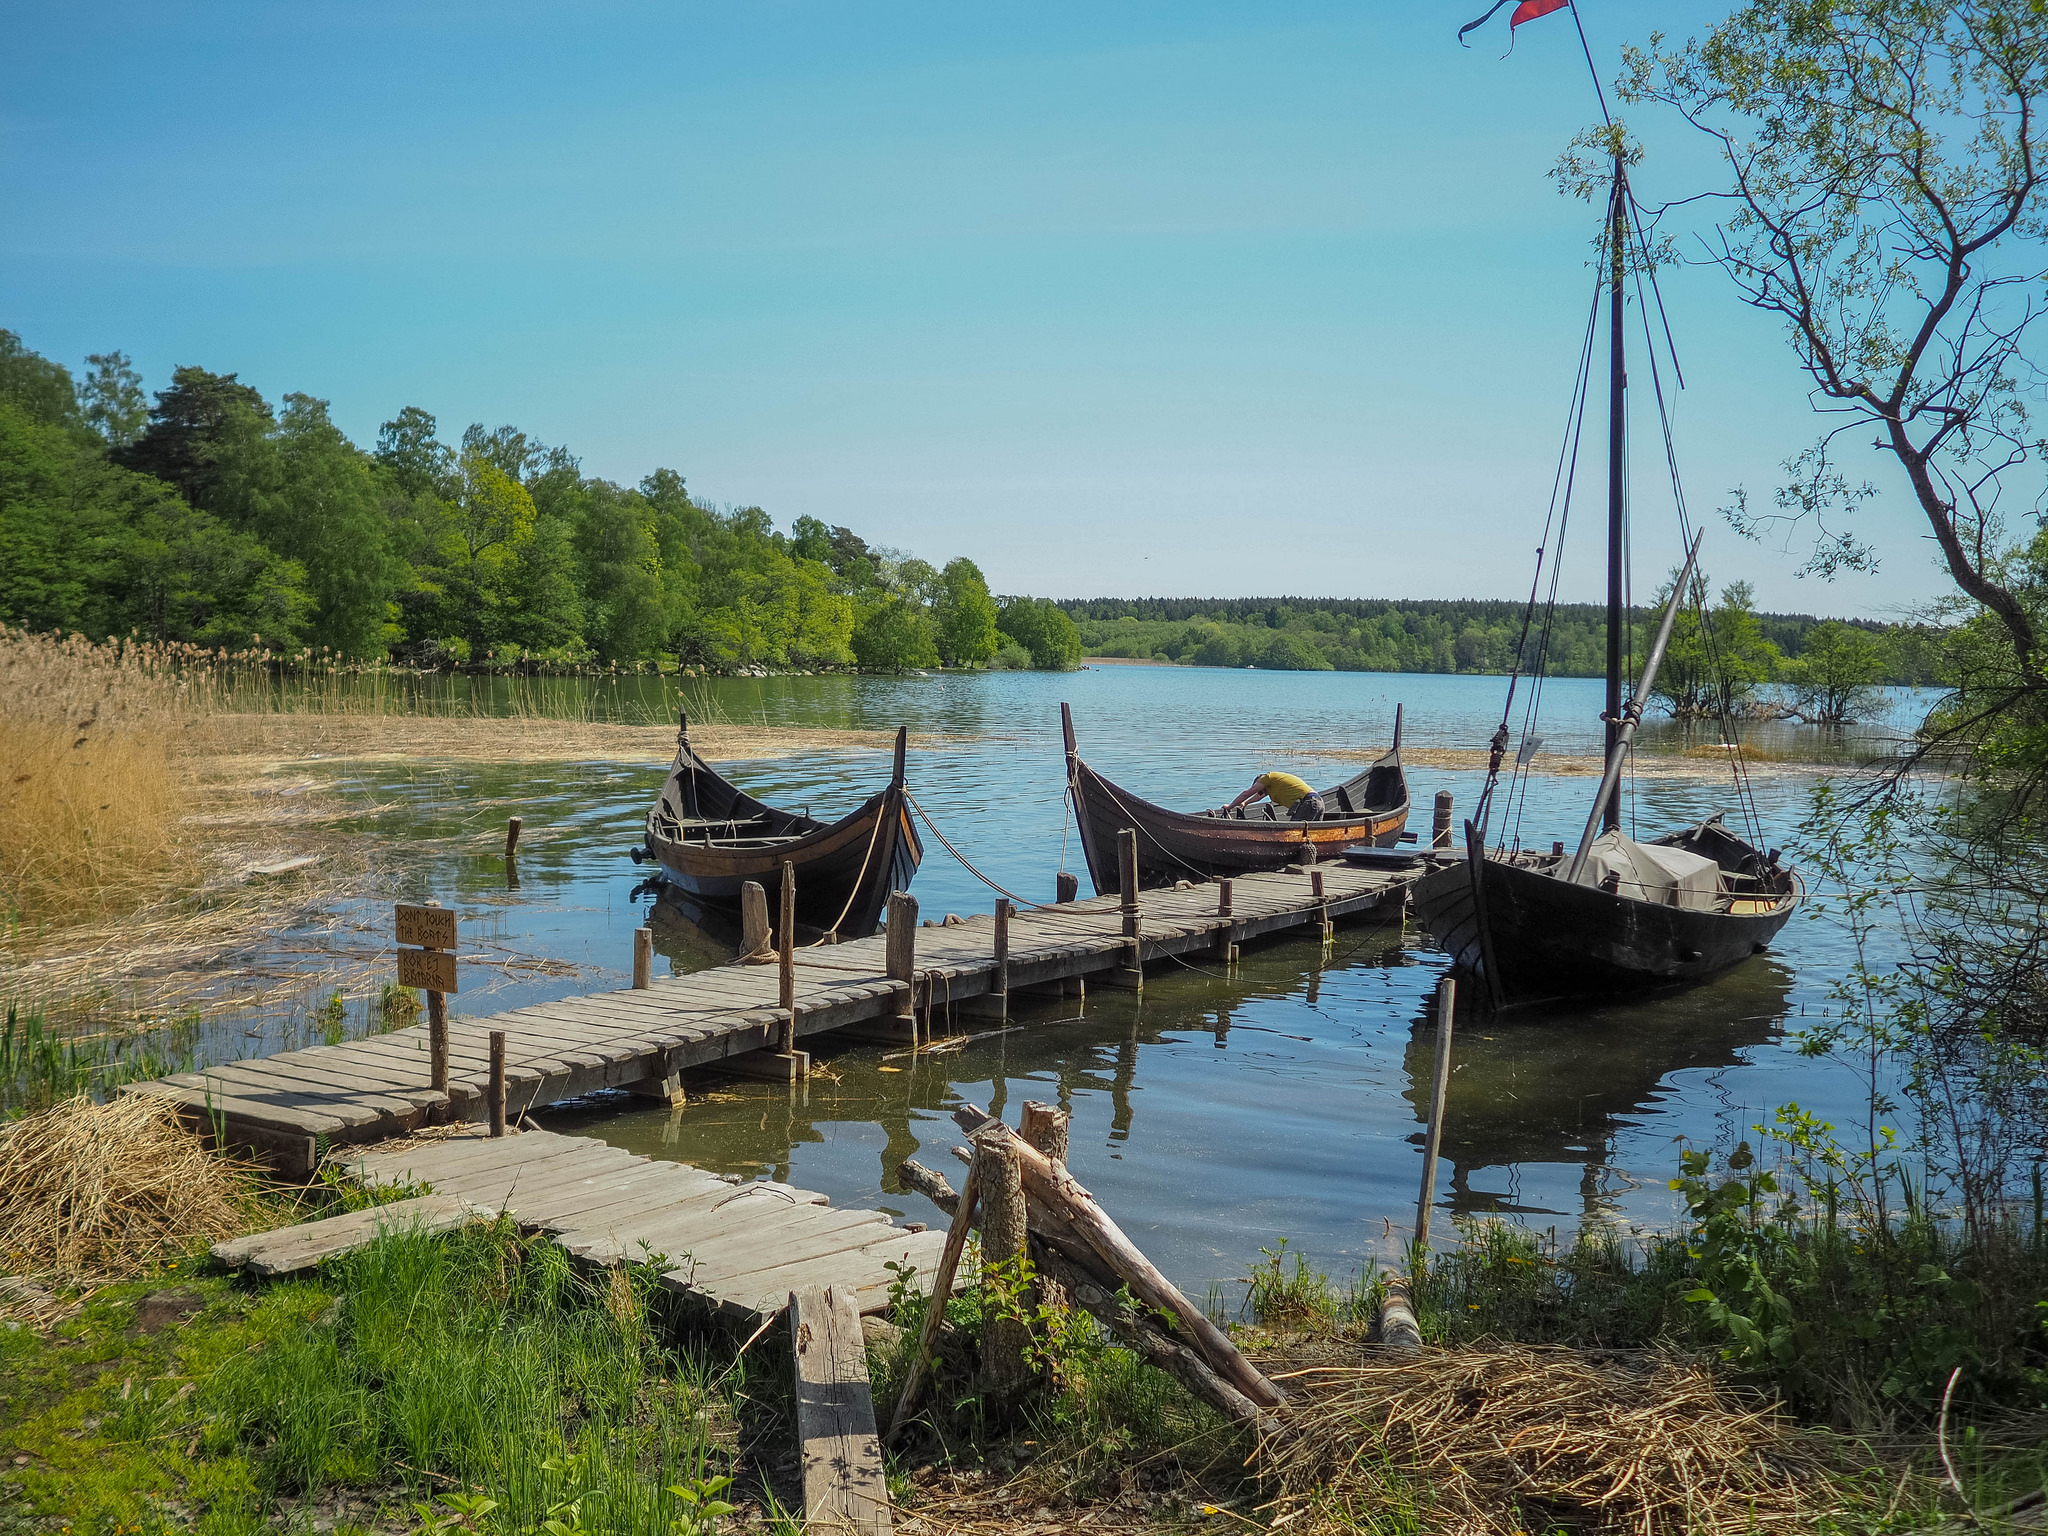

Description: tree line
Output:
[0,330,1080,673]
[1063,592,1938,708]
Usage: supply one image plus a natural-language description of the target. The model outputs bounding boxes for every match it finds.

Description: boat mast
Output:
[1602,157,1627,834]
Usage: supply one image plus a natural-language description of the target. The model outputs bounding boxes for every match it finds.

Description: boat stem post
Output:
[887,891,918,1023]
[633,926,653,989]
[741,881,771,959]
[1433,791,1453,850]
[1413,977,1455,1265]
[488,1030,507,1138]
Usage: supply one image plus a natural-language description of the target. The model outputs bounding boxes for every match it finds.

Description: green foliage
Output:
[1645,570,1782,720]
[0,329,1069,673]
[2,1002,201,1115]
[1783,620,1887,723]
[1067,596,1916,680]
[997,597,1082,670]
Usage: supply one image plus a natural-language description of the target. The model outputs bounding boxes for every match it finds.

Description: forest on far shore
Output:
[1062,594,1939,685]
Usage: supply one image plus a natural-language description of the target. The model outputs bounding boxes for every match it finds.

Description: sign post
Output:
[396,902,458,1093]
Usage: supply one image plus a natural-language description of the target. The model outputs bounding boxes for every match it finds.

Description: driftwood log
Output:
[952,1103,1285,1411]
[896,1160,1282,1439]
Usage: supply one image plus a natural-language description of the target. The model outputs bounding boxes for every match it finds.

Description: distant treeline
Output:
[0,330,1080,673]
[1060,596,1941,684]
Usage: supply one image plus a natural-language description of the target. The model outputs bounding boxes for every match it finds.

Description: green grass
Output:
[2,1218,745,1536]
[0,1002,199,1116]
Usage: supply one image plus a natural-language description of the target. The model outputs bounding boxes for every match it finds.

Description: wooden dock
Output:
[214,1126,951,1320]
[127,861,1421,1176]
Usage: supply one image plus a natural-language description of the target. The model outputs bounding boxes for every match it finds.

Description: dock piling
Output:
[1056,870,1079,904]
[1413,977,1456,1261]
[488,1030,507,1137]
[993,898,1011,1003]
[779,861,797,1021]
[1118,829,1139,937]
[1433,791,1454,849]
[506,816,522,858]
[886,891,918,1023]
[973,1129,1031,1388]
[741,881,770,958]
[633,926,653,989]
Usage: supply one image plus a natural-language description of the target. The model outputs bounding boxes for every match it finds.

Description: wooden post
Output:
[633,925,653,989]
[1413,977,1455,1261]
[488,1030,506,1137]
[428,990,448,1094]
[1118,828,1139,935]
[1433,790,1454,849]
[505,816,522,857]
[1056,870,1079,904]
[886,891,918,1021]
[974,1129,1031,1389]
[741,880,771,959]
[779,861,797,1029]
[1311,867,1331,941]
[887,1159,981,1437]
[790,1285,892,1536]
[1019,1100,1069,1165]
[1211,878,1236,962]
[993,898,1011,1000]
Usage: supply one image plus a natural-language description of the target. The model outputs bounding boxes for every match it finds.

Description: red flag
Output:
[1459,0,1571,47]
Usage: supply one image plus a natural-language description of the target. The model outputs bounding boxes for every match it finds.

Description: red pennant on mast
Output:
[1458,0,1571,49]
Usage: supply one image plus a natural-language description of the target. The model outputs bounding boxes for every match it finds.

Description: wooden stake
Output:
[1413,977,1455,1262]
[992,898,1011,1000]
[741,880,770,958]
[779,861,797,1021]
[1310,868,1325,900]
[1433,790,1454,849]
[633,925,653,989]
[1056,870,1079,904]
[488,1030,506,1137]
[974,1130,1030,1389]
[886,890,918,1021]
[1019,1101,1069,1165]
[886,1159,981,1438]
[505,816,522,857]
[1118,828,1139,936]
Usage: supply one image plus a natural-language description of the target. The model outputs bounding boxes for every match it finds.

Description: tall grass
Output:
[0,1003,198,1115]
[204,1219,737,1528]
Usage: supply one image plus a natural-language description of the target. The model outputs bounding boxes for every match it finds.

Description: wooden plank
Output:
[711,1229,950,1319]
[790,1284,892,1536]
[211,1194,488,1276]
[344,1130,600,1187]
[126,1078,353,1135]
[666,1209,893,1283]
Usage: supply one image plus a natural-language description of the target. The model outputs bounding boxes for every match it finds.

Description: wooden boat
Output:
[1409,159,1800,1008]
[1062,701,1410,894]
[634,712,921,941]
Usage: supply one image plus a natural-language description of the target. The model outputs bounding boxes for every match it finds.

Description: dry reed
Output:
[0,1093,262,1279]
[1262,1345,1886,1536]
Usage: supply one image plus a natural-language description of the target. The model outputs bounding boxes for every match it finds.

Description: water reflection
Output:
[1403,960,1792,1221]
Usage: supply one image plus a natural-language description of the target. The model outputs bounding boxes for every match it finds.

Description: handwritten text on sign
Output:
[394,903,458,951]
[397,947,458,994]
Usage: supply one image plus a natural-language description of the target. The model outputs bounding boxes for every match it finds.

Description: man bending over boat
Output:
[1222,771,1324,820]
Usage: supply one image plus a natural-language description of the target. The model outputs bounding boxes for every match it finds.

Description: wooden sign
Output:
[398,947,459,994]
[395,903,458,951]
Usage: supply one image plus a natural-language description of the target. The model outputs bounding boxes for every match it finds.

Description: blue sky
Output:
[1,2,1950,617]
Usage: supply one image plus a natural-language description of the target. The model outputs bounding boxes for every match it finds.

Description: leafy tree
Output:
[448,451,537,645]
[76,352,147,447]
[250,395,397,657]
[0,331,79,430]
[1611,0,2048,763]
[1646,570,1781,720]
[932,557,999,666]
[376,406,457,500]
[572,481,666,664]
[1784,621,1888,724]
[852,597,939,671]
[997,596,1082,670]
[498,501,585,658]
[117,366,274,520]
[789,515,835,566]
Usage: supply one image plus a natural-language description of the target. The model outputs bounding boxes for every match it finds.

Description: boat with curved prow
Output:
[636,712,922,941]
[1062,701,1410,894]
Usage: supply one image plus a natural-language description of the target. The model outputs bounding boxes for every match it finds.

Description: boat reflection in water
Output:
[1402,957,1793,1222]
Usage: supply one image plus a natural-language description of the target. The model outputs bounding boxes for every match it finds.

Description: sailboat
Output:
[1409,162,1802,1009]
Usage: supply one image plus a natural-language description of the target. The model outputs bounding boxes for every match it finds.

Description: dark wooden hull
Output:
[1062,704,1409,893]
[641,723,922,941]
[1411,822,1800,1006]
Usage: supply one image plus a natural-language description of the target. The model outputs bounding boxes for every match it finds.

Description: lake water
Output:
[202,666,1933,1301]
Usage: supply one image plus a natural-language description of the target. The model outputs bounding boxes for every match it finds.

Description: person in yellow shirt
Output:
[1223,771,1325,820]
